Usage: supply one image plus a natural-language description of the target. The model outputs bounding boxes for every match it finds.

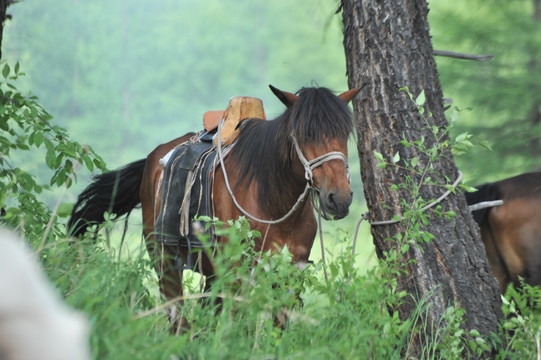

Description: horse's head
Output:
[270,85,360,220]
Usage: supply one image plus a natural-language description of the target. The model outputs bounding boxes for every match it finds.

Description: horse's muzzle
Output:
[319,189,353,220]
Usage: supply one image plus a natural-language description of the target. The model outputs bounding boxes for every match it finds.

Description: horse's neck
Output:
[262,141,309,219]
[227,118,311,219]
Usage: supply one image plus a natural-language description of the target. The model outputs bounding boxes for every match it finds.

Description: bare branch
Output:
[434,49,495,61]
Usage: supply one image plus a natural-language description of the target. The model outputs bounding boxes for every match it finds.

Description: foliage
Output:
[0,60,105,243]
[27,214,471,359]
[369,88,504,358]
[11,207,541,360]
[498,283,541,359]
[429,0,541,181]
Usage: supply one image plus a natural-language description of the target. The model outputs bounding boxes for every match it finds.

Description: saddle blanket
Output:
[154,140,218,248]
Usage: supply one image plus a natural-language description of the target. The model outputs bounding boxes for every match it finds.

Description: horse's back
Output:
[497,171,541,199]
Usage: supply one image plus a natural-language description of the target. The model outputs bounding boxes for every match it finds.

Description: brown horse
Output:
[68,85,359,324]
[466,172,541,293]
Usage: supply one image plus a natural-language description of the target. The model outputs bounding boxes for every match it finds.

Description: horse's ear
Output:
[338,87,361,103]
[269,85,298,108]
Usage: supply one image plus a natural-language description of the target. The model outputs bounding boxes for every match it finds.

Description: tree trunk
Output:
[341,0,502,354]
[0,0,15,59]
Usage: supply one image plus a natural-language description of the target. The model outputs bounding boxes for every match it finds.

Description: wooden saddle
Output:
[202,96,266,146]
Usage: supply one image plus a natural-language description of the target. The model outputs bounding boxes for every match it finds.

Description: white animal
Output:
[0,229,90,360]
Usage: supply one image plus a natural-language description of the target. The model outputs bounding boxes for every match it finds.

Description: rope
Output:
[468,200,503,211]
[216,121,312,224]
[352,171,463,255]
[315,194,329,283]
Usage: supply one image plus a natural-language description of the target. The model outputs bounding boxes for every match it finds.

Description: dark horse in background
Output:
[68,85,359,327]
[466,172,541,293]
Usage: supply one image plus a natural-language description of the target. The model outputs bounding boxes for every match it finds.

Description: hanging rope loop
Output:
[351,171,465,255]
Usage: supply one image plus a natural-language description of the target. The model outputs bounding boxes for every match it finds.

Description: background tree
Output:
[340,0,502,354]
[0,0,105,242]
[431,0,541,181]
[0,0,15,58]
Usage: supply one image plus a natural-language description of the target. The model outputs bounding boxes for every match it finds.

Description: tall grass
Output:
[0,214,505,359]
[1,203,539,359]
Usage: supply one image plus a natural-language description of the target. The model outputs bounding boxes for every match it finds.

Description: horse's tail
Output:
[465,182,502,225]
[67,159,147,238]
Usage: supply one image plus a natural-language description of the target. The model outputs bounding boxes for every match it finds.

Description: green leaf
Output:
[33,132,43,147]
[478,139,493,151]
[455,132,471,143]
[400,244,410,253]
[392,152,400,163]
[376,162,386,169]
[415,90,425,106]
[461,184,478,193]
[57,202,74,218]
[45,150,56,169]
[450,107,459,124]
[82,155,94,171]
[0,116,8,131]
[2,64,9,79]
[373,151,384,161]
[400,139,411,147]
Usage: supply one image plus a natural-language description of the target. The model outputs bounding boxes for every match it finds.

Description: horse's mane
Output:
[228,87,354,218]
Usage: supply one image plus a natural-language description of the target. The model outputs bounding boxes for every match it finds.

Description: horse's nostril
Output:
[328,192,337,207]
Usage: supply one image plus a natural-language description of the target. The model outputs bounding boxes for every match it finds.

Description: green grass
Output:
[4,213,540,360]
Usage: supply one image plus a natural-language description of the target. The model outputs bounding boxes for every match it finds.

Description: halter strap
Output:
[292,135,351,185]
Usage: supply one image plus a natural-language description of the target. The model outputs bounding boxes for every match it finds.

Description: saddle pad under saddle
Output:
[154,141,218,248]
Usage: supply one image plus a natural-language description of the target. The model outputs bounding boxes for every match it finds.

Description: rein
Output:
[216,119,349,225]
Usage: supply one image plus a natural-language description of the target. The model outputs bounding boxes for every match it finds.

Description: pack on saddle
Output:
[154,96,266,268]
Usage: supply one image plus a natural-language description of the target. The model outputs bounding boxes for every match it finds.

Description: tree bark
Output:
[0,0,15,59]
[341,0,502,354]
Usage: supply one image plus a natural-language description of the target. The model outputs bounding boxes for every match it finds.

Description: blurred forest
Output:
[4,1,346,165]
[3,0,541,222]
[430,0,541,182]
